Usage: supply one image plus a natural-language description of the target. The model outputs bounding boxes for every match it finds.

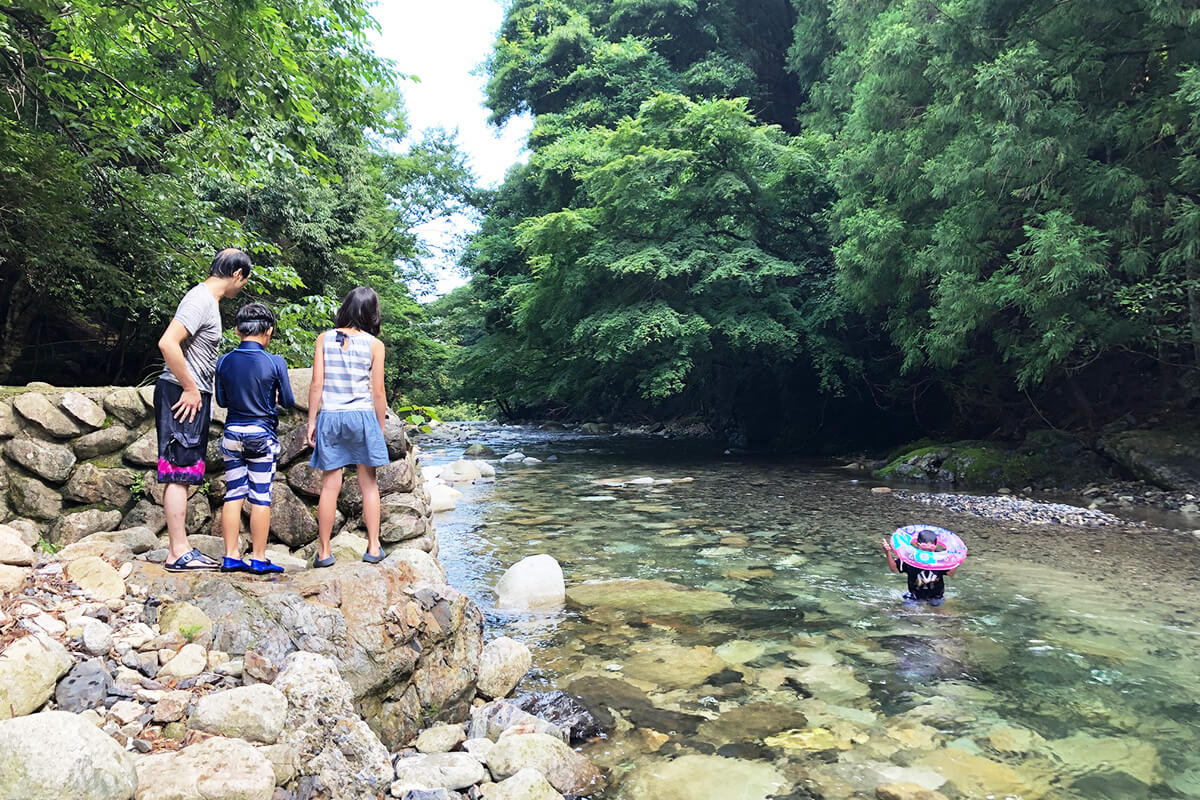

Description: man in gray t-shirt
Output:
[155,249,252,571]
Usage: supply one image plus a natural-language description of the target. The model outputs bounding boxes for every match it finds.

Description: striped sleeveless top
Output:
[320,330,375,412]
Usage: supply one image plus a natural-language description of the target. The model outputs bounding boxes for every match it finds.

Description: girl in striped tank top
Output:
[306,287,391,567]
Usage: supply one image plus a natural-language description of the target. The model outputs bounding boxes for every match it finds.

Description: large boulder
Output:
[134,736,275,800]
[56,538,134,564]
[385,413,411,460]
[13,393,84,438]
[489,769,565,800]
[276,424,311,467]
[477,637,532,700]
[468,700,567,743]
[8,473,61,520]
[190,685,287,744]
[74,425,133,459]
[122,500,166,535]
[145,559,483,749]
[485,733,603,796]
[1100,426,1200,492]
[428,483,461,513]
[339,460,419,516]
[49,508,123,546]
[495,555,566,611]
[0,633,73,718]
[286,462,324,498]
[63,463,136,507]
[5,437,76,483]
[440,460,482,484]
[0,710,136,800]
[60,391,107,429]
[0,401,20,439]
[268,483,319,547]
[512,692,608,744]
[87,526,158,555]
[103,388,150,427]
[287,368,313,411]
[273,651,393,798]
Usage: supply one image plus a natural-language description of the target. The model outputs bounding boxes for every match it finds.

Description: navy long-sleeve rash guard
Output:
[214,341,294,432]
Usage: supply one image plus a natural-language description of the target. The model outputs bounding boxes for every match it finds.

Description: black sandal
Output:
[165,549,219,572]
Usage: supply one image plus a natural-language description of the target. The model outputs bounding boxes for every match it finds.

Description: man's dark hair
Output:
[334,286,381,336]
[210,248,252,279]
[916,529,939,544]
[234,302,276,337]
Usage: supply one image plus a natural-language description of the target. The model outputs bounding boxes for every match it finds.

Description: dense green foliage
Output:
[0,0,470,397]
[454,0,1200,443]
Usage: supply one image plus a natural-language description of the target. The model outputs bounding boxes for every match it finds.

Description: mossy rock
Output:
[877,440,1047,488]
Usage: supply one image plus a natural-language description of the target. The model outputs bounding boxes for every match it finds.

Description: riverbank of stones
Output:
[891,491,1144,528]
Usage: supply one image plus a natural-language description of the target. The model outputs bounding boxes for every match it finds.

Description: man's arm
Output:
[158,319,202,423]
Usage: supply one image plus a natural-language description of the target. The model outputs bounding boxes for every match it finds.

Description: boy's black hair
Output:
[210,248,252,279]
[916,529,939,544]
[234,302,276,337]
[334,286,381,336]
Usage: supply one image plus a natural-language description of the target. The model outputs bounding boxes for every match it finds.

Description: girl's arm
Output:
[881,539,900,573]
[370,338,387,435]
[305,333,325,447]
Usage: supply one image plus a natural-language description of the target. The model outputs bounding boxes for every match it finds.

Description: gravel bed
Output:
[895,490,1145,528]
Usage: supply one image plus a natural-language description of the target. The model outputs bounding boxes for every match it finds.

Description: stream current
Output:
[425,426,1200,800]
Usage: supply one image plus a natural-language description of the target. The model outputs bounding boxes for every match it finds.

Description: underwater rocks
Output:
[620,753,788,800]
[565,578,732,615]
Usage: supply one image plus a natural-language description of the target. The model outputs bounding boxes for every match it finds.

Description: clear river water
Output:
[424,426,1200,800]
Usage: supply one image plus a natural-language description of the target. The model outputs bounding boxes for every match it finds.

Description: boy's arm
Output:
[213,355,227,409]
[369,338,387,434]
[275,357,295,409]
[880,539,900,573]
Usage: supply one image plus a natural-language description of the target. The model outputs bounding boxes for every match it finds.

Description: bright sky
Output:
[370,1,533,297]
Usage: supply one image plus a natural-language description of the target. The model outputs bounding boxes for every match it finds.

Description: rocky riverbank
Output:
[0,382,607,800]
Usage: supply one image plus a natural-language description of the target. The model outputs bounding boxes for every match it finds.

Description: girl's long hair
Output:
[334,286,382,336]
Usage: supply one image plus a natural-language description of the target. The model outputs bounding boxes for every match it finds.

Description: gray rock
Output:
[274,651,393,798]
[340,460,418,516]
[64,463,136,507]
[463,444,495,457]
[415,723,467,754]
[5,437,77,483]
[0,633,73,719]
[13,392,84,438]
[286,462,324,498]
[4,518,43,546]
[186,492,212,535]
[469,701,567,743]
[9,471,63,522]
[385,414,411,460]
[103,388,150,427]
[477,637,532,700]
[379,491,431,544]
[277,425,311,467]
[80,617,115,656]
[73,425,133,459]
[123,428,158,467]
[392,752,487,791]
[55,658,112,713]
[0,710,137,800]
[0,401,20,440]
[61,391,107,429]
[134,736,275,800]
[0,527,35,566]
[190,684,288,744]
[512,692,608,743]
[50,508,123,546]
[122,499,167,534]
[485,733,602,796]
[287,368,313,412]
[1100,427,1200,492]
[269,483,318,548]
[88,526,158,555]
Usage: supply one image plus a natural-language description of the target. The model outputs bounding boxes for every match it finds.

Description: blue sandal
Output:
[220,557,250,573]
[165,549,219,572]
[248,559,284,575]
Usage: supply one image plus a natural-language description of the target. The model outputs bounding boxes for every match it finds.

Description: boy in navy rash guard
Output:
[214,303,294,574]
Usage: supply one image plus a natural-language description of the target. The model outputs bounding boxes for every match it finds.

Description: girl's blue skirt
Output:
[310,409,389,470]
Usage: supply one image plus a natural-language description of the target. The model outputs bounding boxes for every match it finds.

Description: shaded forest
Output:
[435,0,1200,448]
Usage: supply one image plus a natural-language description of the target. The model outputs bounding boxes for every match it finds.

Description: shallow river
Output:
[425,427,1200,800]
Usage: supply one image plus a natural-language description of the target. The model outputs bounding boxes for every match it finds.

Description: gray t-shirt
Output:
[160,284,221,394]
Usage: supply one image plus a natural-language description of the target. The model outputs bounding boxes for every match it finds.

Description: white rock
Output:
[80,617,114,656]
[429,483,462,513]
[490,768,565,800]
[499,452,526,463]
[477,637,532,700]
[108,699,144,726]
[135,736,275,800]
[159,643,208,680]
[495,554,566,611]
[441,460,483,483]
[392,752,487,791]
[0,633,72,719]
[0,528,35,567]
[0,564,27,593]
[64,556,125,602]
[415,723,467,754]
[0,710,137,800]
[190,685,288,744]
[522,457,542,465]
[485,733,602,796]
[473,460,496,478]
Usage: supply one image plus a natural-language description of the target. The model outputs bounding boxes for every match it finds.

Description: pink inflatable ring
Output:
[890,525,967,571]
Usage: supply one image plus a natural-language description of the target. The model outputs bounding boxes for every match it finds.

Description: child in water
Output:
[881,529,957,606]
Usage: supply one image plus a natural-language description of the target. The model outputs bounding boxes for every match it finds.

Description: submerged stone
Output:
[566,578,732,615]
[619,753,789,800]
